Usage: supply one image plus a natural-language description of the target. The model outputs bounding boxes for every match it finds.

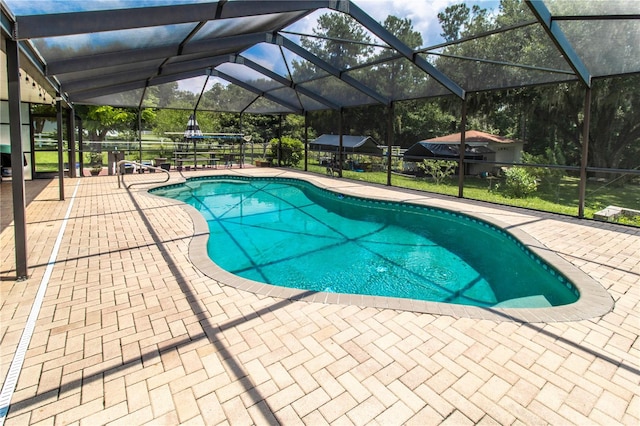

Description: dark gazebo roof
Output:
[403,142,493,162]
[309,135,382,154]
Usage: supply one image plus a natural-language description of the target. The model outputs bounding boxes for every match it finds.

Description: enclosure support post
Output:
[138,109,143,172]
[67,106,76,178]
[304,112,309,172]
[77,116,84,177]
[239,113,244,167]
[458,98,467,198]
[386,102,394,186]
[7,38,28,279]
[192,112,197,168]
[578,87,591,218]
[338,109,343,178]
[277,114,282,167]
[56,95,65,201]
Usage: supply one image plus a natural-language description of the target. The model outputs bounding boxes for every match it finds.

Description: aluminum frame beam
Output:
[274,35,390,106]
[62,67,170,94]
[212,70,303,114]
[343,1,465,100]
[68,67,213,103]
[14,1,331,39]
[65,47,345,112]
[46,33,269,76]
[61,56,230,95]
[526,0,592,87]
[235,56,340,110]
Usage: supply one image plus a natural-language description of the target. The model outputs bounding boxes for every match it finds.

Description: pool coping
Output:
[146,171,614,323]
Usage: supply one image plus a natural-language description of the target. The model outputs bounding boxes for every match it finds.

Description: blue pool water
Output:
[152,176,579,308]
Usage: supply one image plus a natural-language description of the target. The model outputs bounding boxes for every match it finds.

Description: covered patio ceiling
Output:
[2,0,639,115]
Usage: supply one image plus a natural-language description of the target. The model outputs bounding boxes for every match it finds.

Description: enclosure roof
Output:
[2,0,639,114]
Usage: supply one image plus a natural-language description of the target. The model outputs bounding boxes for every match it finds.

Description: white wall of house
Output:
[490,142,523,164]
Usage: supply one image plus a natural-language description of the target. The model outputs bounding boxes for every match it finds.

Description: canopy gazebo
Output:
[404,130,524,175]
[403,142,491,176]
[309,134,382,172]
[309,135,382,155]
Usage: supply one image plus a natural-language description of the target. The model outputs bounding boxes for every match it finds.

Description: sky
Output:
[353,0,500,46]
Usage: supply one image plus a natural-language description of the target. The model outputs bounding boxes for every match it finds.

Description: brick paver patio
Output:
[1,168,638,425]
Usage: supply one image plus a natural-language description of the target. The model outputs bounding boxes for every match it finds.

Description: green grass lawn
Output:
[33,141,247,172]
[33,140,175,172]
[30,152,639,227]
[298,163,640,226]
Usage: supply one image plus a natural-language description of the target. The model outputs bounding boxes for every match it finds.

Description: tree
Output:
[368,15,424,101]
[394,99,456,147]
[520,76,640,170]
[152,109,219,142]
[437,4,490,42]
[201,82,262,113]
[269,136,304,166]
[31,104,56,135]
[368,16,437,146]
[292,12,375,110]
[279,114,311,142]
[299,12,454,147]
[588,76,640,170]
[79,106,136,141]
[435,0,639,171]
[438,4,471,42]
[235,114,279,146]
[300,12,373,69]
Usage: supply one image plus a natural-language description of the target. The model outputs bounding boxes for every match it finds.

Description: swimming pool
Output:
[152,176,582,309]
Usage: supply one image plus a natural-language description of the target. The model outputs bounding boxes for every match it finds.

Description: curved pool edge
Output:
[152,172,615,323]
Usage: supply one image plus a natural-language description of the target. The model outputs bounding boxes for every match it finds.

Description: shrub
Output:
[503,167,538,198]
[89,152,103,166]
[521,150,565,190]
[269,137,304,166]
[418,159,457,185]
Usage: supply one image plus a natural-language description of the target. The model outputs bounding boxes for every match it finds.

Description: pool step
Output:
[494,295,552,308]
